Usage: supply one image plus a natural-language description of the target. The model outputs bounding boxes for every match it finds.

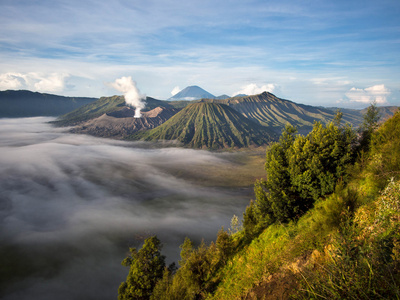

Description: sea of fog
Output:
[0,117,254,300]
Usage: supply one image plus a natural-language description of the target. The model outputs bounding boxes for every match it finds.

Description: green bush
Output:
[251,119,356,227]
[118,236,166,300]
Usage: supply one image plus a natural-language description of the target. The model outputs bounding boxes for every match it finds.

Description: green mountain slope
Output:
[131,102,276,149]
[204,92,364,131]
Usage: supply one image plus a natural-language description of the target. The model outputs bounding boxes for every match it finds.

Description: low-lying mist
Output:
[0,117,258,300]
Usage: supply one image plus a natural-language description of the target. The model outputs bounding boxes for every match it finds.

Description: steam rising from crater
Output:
[110,76,146,118]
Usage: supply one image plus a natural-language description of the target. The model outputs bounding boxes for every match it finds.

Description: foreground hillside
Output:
[118,107,400,299]
[131,102,276,149]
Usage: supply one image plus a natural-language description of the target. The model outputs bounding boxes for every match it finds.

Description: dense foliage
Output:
[118,106,400,299]
[118,236,166,300]
[245,117,356,237]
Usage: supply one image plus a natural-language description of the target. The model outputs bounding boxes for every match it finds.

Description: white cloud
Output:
[171,86,181,96]
[0,73,25,90]
[0,72,69,93]
[344,84,390,104]
[233,83,278,96]
[33,73,69,93]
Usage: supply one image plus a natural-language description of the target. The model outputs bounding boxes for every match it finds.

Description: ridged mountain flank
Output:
[204,92,364,131]
[131,102,276,149]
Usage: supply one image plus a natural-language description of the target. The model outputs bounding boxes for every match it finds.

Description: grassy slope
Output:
[53,95,126,126]
[209,112,400,299]
[130,102,276,149]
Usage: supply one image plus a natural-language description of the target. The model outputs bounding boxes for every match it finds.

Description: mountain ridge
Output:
[202,92,365,131]
[52,91,398,149]
[0,90,97,117]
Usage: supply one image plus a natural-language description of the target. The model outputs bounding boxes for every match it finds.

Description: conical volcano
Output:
[168,86,215,101]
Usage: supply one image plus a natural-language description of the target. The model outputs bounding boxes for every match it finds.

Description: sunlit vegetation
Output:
[118,105,400,299]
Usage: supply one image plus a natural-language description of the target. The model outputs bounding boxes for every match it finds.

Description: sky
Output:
[0,0,399,108]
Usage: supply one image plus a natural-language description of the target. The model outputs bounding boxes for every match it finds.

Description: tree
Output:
[243,200,264,239]
[118,236,166,300]
[363,101,380,132]
[253,121,356,224]
[256,124,299,223]
[215,228,233,264]
[359,101,380,151]
[150,267,174,300]
[179,237,194,267]
[334,109,343,127]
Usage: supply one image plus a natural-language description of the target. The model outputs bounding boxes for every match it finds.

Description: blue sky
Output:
[0,0,399,108]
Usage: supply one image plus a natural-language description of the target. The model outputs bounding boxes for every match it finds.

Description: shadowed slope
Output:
[0,90,97,118]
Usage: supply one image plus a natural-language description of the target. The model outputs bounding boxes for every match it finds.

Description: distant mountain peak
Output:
[168,85,215,101]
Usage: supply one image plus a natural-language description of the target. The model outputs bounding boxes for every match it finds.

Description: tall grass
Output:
[295,179,400,299]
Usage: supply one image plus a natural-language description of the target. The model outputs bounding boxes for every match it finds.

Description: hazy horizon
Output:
[0,1,399,108]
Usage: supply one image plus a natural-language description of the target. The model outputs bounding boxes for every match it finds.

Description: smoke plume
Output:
[110,76,146,118]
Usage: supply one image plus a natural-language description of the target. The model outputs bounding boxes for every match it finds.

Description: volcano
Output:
[168,85,215,101]
[131,102,276,149]
[70,106,179,138]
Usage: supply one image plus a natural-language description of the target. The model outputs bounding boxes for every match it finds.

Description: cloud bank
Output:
[0,117,250,300]
[344,84,390,105]
[0,72,69,93]
[234,83,278,96]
